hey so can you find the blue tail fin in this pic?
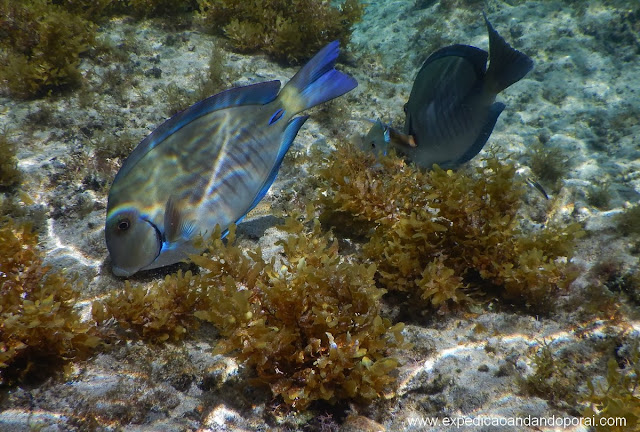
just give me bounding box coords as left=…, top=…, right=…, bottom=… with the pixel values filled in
left=280, top=41, right=358, bottom=113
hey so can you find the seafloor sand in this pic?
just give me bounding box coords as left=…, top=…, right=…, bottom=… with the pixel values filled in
left=1, top=0, right=639, bottom=431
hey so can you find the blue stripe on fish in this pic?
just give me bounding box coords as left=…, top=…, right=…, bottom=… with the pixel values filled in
left=269, top=108, right=285, bottom=125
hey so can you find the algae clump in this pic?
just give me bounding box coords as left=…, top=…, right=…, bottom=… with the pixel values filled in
left=93, top=270, right=207, bottom=343
left=0, top=0, right=96, bottom=98
left=0, top=131, right=21, bottom=189
left=520, top=337, right=640, bottom=431
left=615, top=205, right=640, bottom=237
left=109, top=0, right=198, bottom=18
left=0, top=219, right=100, bottom=385
left=96, top=219, right=405, bottom=409
left=197, top=0, right=364, bottom=63
left=582, top=353, right=640, bottom=431
left=315, top=142, right=582, bottom=310
left=0, top=0, right=202, bottom=99
left=193, top=219, right=404, bottom=409
left=526, top=141, right=569, bottom=190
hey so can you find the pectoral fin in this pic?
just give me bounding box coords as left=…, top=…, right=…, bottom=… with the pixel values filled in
left=164, top=196, right=196, bottom=243
left=389, top=128, right=416, bottom=148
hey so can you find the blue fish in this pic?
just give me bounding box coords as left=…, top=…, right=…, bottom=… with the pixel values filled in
left=365, top=14, right=533, bottom=169
left=105, top=41, right=357, bottom=277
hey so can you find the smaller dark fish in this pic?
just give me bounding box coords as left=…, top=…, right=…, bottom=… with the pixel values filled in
left=359, top=119, right=390, bottom=156
left=367, top=14, right=533, bottom=169
left=525, top=177, right=549, bottom=200
left=358, top=119, right=416, bottom=157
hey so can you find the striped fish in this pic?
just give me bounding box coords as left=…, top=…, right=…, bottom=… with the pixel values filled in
left=105, top=41, right=357, bottom=277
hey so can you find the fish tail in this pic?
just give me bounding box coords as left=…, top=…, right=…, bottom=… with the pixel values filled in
left=279, top=41, right=358, bottom=114
left=484, top=13, right=534, bottom=94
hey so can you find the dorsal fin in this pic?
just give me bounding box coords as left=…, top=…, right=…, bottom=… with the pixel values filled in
left=419, top=44, right=488, bottom=78
left=114, top=80, right=281, bottom=182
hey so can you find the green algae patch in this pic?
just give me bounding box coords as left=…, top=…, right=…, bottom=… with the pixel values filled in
left=615, top=205, right=640, bottom=238
left=0, top=0, right=202, bottom=99
left=520, top=338, right=640, bottom=432
left=197, top=0, right=364, bottom=63
left=0, top=219, right=100, bottom=385
left=314, top=142, right=583, bottom=311
left=123, top=0, right=198, bottom=17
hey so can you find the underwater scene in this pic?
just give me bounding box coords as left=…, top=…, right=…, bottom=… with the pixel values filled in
left=0, top=0, right=639, bottom=430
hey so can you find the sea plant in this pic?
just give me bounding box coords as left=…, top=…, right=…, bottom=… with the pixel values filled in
left=114, top=0, right=198, bottom=18
left=0, top=131, right=21, bottom=189
left=94, top=220, right=404, bottom=409
left=581, top=347, right=640, bottom=431
left=55, top=0, right=198, bottom=20
left=0, top=219, right=100, bottom=385
left=193, top=218, right=404, bottom=409
left=93, top=270, right=207, bottom=343
left=615, top=205, right=640, bottom=237
left=586, top=183, right=612, bottom=210
left=197, top=0, right=364, bottom=63
left=526, top=141, right=569, bottom=188
left=519, top=340, right=581, bottom=408
left=521, top=336, right=640, bottom=431
left=0, top=0, right=96, bottom=98
left=314, top=142, right=582, bottom=310
left=53, top=0, right=114, bottom=18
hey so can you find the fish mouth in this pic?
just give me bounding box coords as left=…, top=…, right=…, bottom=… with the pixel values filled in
left=111, top=265, right=135, bottom=278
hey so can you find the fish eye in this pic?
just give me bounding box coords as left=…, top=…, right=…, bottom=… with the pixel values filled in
left=370, top=141, right=376, bottom=148
left=117, top=219, right=131, bottom=231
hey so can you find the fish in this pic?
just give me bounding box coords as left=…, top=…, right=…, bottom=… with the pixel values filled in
left=105, top=41, right=357, bottom=277
left=365, top=13, right=533, bottom=169
left=358, top=119, right=415, bottom=158
left=359, top=119, right=391, bottom=157
left=525, top=177, right=549, bottom=200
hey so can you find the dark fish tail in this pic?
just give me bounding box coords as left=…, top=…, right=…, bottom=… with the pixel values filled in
left=280, top=41, right=358, bottom=113
left=483, top=13, right=534, bottom=94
